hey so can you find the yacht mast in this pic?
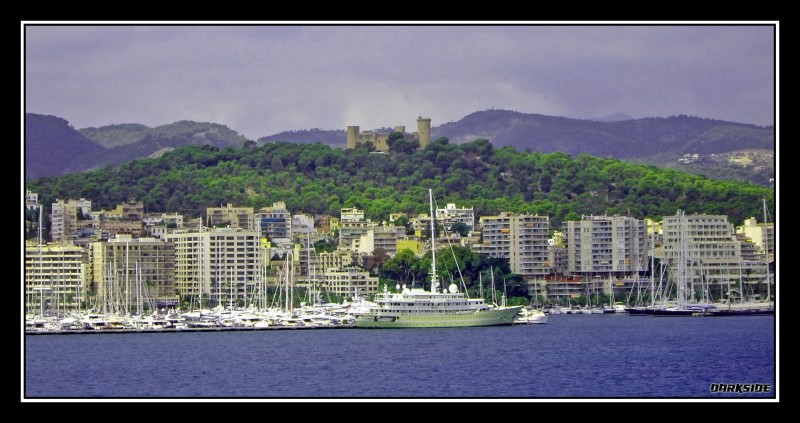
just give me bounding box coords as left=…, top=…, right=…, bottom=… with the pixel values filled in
left=763, top=198, right=772, bottom=305
left=676, top=210, right=687, bottom=307
left=429, top=189, right=438, bottom=293
left=650, top=225, right=655, bottom=308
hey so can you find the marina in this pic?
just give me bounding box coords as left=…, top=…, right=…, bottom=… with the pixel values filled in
left=25, top=323, right=355, bottom=335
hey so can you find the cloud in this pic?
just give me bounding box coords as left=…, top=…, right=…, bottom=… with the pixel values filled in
left=24, top=23, right=776, bottom=140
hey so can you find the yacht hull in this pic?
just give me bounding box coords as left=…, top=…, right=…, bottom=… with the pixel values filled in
left=355, top=306, right=522, bottom=328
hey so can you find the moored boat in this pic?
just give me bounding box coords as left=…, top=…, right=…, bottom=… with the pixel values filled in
left=514, top=307, right=549, bottom=324
left=355, top=189, right=522, bottom=329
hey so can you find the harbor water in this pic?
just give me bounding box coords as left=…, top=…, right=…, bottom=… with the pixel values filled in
left=23, top=313, right=776, bottom=400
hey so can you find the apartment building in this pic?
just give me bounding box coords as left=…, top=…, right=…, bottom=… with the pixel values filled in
left=254, top=202, right=291, bottom=241
left=322, top=267, right=379, bottom=297
left=51, top=198, right=91, bottom=242
left=436, top=203, right=475, bottom=230
left=88, top=235, right=177, bottom=311
left=207, top=203, right=254, bottom=230
left=563, top=215, right=648, bottom=276
left=663, top=211, right=768, bottom=300
left=165, top=228, right=263, bottom=308
left=338, top=207, right=375, bottom=251
left=25, top=241, right=87, bottom=314
left=474, top=213, right=550, bottom=281
left=357, top=225, right=405, bottom=256
left=26, top=189, right=39, bottom=211
left=737, top=216, right=775, bottom=262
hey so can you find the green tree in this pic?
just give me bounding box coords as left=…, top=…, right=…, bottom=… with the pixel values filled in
left=380, top=249, right=422, bottom=286
left=449, top=221, right=470, bottom=237
left=365, top=247, right=390, bottom=275
left=314, top=240, right=336, bottom=253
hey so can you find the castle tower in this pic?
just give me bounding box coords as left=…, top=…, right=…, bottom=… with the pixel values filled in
left=346, top=126, right=360, bottom=149
left=394, top=126, right=406, bottom=134
left=417, top=117, right=431, bottom=149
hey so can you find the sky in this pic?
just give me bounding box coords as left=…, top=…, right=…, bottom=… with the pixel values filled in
left=23, top=22, right=777, bottom=141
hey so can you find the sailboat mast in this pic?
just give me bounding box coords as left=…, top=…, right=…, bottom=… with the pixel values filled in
left=763, top=198, right=772, bottom=305
left=650, top=226, right=655, bottom=308
left=307, top=233, right=314, bottom=304
left=125, top=241, right=130, bottom=316
left=429, top=189, right=438, bottom=292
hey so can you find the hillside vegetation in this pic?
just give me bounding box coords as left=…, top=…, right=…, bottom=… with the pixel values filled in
left=26, top=138, right=774, bottom=229
left=27, top=111, right=774, bottom=186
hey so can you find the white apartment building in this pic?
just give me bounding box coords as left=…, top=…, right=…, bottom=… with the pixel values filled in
left=340, top=207, right=365, bottom=222
left=51, top=199, right=78, bottom=242
left=475, top=213, right=550, bottom=280
left=291, top=213, right=315, bottom=239
left=563, top=215, right=648, bottom=276
left=25, top=241, right=87, bottom=315
left=436, top=203, right=475, bottom=230
left=165, top=228, right=264, bottom=308
left=663, top=211, right=768, bottom=301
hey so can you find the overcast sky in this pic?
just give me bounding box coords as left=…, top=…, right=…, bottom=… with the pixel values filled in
left=23, top=23, right=777, bottom=141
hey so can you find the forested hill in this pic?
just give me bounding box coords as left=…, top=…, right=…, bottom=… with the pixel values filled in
left=258, top=110, right=774, bottom=186
left=25, top=139, right=774, bottom=229
left=26, top=111, right=774, bottom=185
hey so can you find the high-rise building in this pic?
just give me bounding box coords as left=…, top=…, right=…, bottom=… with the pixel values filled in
left=475, top=213, right=550, bottom=280
left=165, top=228, right=263, bottom=308
left=25, top=241, right=87, bottom=315
left=88, top=235, right=177, bottom=310
left=51, top=199, right=79, bottom=242
left=563, top=215, right=648, bottom=276
left=663, top=211, right=768, bottom=301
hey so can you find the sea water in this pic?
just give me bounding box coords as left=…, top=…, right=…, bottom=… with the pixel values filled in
left=23, top=314, right=776, bottom=400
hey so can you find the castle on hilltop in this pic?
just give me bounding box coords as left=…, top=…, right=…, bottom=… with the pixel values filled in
left=346, top=116, right=431, bottom=151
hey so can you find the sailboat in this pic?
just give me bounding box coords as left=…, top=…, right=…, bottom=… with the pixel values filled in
left=354, top=189, right=523, bottom=328
left=653, top=210, right=718, bottom=316
left=706, top=199, right=775, bottom=317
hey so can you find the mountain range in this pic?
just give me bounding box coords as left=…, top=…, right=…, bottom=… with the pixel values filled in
left=24, top=110, right=775, bottom=185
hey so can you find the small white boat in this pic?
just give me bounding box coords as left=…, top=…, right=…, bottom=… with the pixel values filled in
left=514, top=308, right=549, bottom=324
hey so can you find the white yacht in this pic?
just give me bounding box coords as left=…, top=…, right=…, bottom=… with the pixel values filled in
left=355, top=189, right=522, bottom=329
